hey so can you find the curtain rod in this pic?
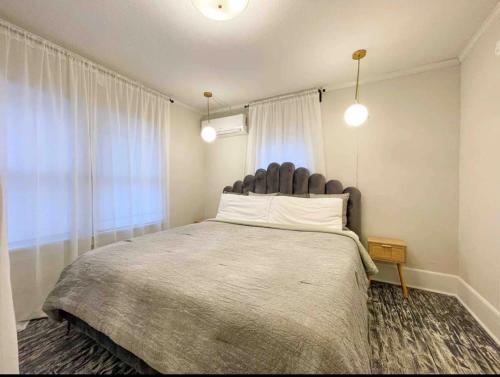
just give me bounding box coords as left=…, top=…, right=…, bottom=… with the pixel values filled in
left=0, top=18, right=175, bottom=104
left=244, top=88, right=325, bottom=108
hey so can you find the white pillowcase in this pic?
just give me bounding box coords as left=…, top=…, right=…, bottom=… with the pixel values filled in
left=268, top=195, right=343, bottom=231
left=215, top=194, right=344, bottom=231
left=216, top=194, right=271, bottom=222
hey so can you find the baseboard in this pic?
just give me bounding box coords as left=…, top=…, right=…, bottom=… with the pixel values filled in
left=455, top=277, right=500, bottom=345
left=372, top=263, right=499, bottom=345
left=373, top=263, right=459, bottom=296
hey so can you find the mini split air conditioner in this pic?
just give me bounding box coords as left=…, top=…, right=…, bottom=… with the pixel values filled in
left=201, top=113, right=247, bottom=137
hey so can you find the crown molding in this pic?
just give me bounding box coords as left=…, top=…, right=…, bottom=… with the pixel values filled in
left=171, top=99, right=203, bottom=114
left=459, top=2, right=500, bottom=62
left=211, top=58, right=460, bottom=114
left=324, top=58, right=460, bottom=93
left=210, top=101, right=247, bottom=115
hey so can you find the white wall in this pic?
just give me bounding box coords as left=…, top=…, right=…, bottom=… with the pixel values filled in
left=169, top=103, right=205, bottom=227
left=322, top=66, right=461, bottom=278
left=459, top=13, right=500, bottom=314
left=204, top=134, right=248, bottom=218
left=204, top=66, right=461, bottom=279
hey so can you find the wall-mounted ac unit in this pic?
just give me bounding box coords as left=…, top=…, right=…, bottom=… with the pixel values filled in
left=201, top=113, right=247, bottom=137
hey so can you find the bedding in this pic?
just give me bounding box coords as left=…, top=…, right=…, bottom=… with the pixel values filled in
left=223, top=161, right=363, bottom=238
left=267, top=195, right=344, bottom=231
left=43, top=220, right=377, bottom=373
left=309, top=193, right=350, bottom=229
left=247, top=192, right=350, bottom=229
left=216, top=193, right=345, bottom=232
left=248, top=191, right=278, bottom=196
left=276, top=193, right=310, bottom=197
left=216, top=193, right=272, bottom=222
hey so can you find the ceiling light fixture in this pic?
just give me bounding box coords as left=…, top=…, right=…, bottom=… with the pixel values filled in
left=344, top=49, right=369, bottom=127
left=192, top=0, right=249, bottom=21
left=201, top=91, right=217, bottom=143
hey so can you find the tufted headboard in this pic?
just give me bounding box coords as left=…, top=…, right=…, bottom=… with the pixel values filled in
left=222, top=162, right=362, bottom=238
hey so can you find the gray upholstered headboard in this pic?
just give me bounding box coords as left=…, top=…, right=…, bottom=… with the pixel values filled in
left=222, top=162, right=362, bottom=238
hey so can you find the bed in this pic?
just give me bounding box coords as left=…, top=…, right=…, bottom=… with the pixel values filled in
left=43, top=162, right=378, bottom=374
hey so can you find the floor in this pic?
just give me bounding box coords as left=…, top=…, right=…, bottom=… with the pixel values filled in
left=369, top=282, right=499, bottom=374
left=18, top=282, right=500, bottom=374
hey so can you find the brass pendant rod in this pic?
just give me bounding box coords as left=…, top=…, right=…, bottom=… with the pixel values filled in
left=204, top=91, right=212, bottom=123
left=207, top=97, right=210, bottom=123
left=351, top=49, right=366, bottom=102
left=355, top=58, right=360, bottom=102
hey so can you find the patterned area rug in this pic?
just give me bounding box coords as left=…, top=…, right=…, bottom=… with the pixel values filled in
left=18, top=282, right=500, bottom=374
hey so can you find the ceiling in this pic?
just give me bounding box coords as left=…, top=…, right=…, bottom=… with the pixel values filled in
left=0, top=0, right=497, bottom=111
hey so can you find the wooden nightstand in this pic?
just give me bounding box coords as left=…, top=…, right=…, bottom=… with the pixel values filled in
left=367, top=236, right=408, bottom=298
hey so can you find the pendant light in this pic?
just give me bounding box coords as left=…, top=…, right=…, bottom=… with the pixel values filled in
left=344, top=49, right=369, bottom=127
left=201, top=91, right=217, bottom=143
left=192, top=0, right=249, bottom=21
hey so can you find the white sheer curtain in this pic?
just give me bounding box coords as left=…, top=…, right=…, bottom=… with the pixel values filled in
left=0, top=30, right=93, bottom=321
left=245, top=89, right=326, bottom=174
left=0, top=21, right=169, bottom=322
left=0, top=186, right=19, bottom=373
left=92, top=78, right=169, bottom=246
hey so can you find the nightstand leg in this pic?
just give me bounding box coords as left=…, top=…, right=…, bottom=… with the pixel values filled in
left=397, top=263, right=409, bottom=298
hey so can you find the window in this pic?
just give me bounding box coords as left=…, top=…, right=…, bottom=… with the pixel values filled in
left=3, top=72, right=167, bottom=250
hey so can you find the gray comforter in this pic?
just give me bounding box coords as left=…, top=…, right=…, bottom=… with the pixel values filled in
left=43, top=220, right=375, bottom=373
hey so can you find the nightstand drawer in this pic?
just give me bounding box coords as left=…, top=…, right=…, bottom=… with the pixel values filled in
left=369, top=243, right=406, bottom=263
left=369, top=243, right=391, bottom=260
left=391, top=246, right=406, bottom=262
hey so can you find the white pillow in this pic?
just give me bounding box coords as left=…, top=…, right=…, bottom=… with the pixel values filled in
left=248, top=191, right=278, bottom=196
left=216, top=194, right=271, bottom=222
left=267, top=195, right=343, bottom=231
left=309, top=193, right=350, bottom=229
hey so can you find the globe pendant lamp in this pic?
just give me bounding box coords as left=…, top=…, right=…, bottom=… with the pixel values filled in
left=201, top=91, right=217, bottom=143
left=344, top=49, right=368, bottom=127
left=192, top=0, right=249, bottom=21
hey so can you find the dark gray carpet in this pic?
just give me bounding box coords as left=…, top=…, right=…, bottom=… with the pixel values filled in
left=18, top=282, right=500, bottom=374
left=369, top=282, right=500, bottom=374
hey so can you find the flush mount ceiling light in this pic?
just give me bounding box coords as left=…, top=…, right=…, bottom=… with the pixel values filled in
left=201, top=91, right=217, bottom=143
left=344, top=49, right=369, bottom=127
left=192, top=0, right=249, bottom=21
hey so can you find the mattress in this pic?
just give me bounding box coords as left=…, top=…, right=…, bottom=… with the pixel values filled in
left=43, top=220, right=376, bottom=373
